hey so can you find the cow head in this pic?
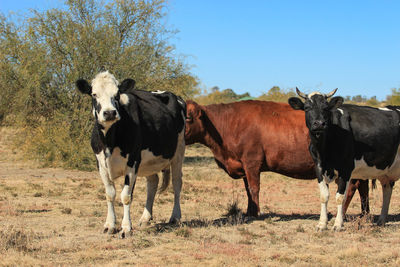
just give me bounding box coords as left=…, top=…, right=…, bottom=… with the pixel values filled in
left=288, top=88, right=343, bottom=138
left=76, top=71, right=136, bottom=130
left=185, top=100, right=206, bottom=145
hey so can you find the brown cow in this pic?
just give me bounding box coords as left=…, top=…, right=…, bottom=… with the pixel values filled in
left=185, top=100, right=370, bottom=217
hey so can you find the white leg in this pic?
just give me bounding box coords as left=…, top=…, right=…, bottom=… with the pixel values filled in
left=120, top=166, right=137, bottom=238
left=139, top=174, right=159, bottom=226
left=333, top=181, right=349, bottom=231
left=96, top=153, right=117, bottom=234
left=377, top=183, right=393, bottom=226
left=169, top=134, right=185, bottom=223
left=317, top=181, right=329, bottom=231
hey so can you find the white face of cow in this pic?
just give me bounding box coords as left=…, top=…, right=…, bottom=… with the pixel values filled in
left=76, top=71, right=137, bottom=132
left=90, top=71, right=121, bottom=127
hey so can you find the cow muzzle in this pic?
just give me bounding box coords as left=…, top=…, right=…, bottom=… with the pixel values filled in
left=310, top=120, right=327, bottom=137
left=103, top=110, right=118, bottom=122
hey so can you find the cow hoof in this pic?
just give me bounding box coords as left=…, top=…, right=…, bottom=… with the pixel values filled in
left=332, top=225, right=344, bottom=232
left=316, top=223, right=328, bottom=231
left=376, top=219, right=386, bottom=226
left=168, top=217, right=181, bottom=225
left=119, top=229, right=132, bottom=239
left=104, top=227, right=117, bottom=235
left=138, top=220, right=151, bottom=227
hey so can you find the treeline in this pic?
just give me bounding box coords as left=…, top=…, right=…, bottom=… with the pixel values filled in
left=194, top=86, right=400, bottom=107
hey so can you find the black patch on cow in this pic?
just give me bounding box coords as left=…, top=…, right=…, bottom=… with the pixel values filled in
left=124, top=175, right=129, bottom=186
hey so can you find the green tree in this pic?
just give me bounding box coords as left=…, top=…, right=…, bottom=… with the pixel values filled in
left=257, top=86, right=296, bottom=102
left=0, top=0, right=198, bottom=169
left=387, top=88, right=400, bottom=105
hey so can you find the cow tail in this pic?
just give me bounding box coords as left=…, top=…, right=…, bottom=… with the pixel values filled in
left=158, top=167, right=171, bottom=193
left=371, top=179, right=377, bottom=190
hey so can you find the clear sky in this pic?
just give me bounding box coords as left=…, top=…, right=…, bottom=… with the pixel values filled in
left=1, top=0, right=399, bottom=99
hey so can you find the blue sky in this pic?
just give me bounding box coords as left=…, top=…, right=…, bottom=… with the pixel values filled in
left=1, top=0, right=399, bottom=99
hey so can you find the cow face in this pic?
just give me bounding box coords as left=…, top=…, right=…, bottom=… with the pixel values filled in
left=288, top=88, right=343, bottom=138
left=76, top=71, right=135, bottom=130
left=185, top=100, right=206, bottom=145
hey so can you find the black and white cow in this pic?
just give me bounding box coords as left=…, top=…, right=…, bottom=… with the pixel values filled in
left=76, top=71, right=186, bottom=238
left=289, top=88, right=400, bottom=231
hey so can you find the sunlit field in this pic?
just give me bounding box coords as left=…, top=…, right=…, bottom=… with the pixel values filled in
left=1, top=127, right=400, bottom=266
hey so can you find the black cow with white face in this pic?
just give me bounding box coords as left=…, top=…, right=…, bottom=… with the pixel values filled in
left=76, top=71, right=186, bottom=238
left=289, top=88, right=400, bottom=231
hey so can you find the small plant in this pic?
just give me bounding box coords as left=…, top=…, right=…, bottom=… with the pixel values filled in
left=175, top=227, right=192, bottom=238
left=61, top=207, right=72, bottom=214
left=0, top=226, right=35, bottom=252
left=296, top=225, right=305, bottom=233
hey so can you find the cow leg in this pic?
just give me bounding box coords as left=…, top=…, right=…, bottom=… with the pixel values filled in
left=358, top=179, right=370, bottom=215
left=317, top=181, right=330, bottom=231
left=169, top=134, right=185, bottom=223
left=377, top=182, right=394, bottom=226
left=139, top=174, right=159, bottom=226
left=333, top=178, right=349, bottom=231
left=342, top=179, right=358, bottom=216
left=96, top=154, right=117, bottom=234
left=120, top=166, right=137, bottom=238
left=243, top=168, right=260, bottom=217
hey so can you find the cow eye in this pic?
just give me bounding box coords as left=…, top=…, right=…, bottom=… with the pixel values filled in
left=92, top=93, right=97, bottom=98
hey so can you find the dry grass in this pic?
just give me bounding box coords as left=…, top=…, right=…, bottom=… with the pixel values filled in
left=1, top=129, right=400, bottom=266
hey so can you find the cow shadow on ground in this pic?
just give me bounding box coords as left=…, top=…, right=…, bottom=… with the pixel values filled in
left=150, top=212, right=325, bottom=233
left=183, top=156, right=215, bottom=165
left=150, top=212, right=400, bottom=233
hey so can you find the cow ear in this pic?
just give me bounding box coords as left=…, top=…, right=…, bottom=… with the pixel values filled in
left=328, top=96, right=343, bottom=110
left=288, top=97, right=304, bottom=110
left=119, top=78, right=136, bottom=94
left=76, top=79, right=92, bottom=95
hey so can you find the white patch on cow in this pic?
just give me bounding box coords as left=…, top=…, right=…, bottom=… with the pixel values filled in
left=91, top=71, right=121, bottom=127
left=353, top=151, right=400, bottom=181
left=397, top=109, right=400, bottom=112
left=317, top=181, right=329, bottom=230
left=308, top=92, right=322, bottom=98
left=151, top=90, right=166, bottom=94
left=120, top=166, right=137, bottom=236
left=379, top=107, right=392, bottom=111
left=307, top=91, right=322, bottom=102
left=106, top=148, right=128, bottom=179
left=138, top=149, right=171, bottom=177
left=333, top=184, right=348, bottom=231
left=120, top=93, right=129, bottom=105
left=95, top=151, right=117, bottom=232
left=337, top=108, right=344, bottom=115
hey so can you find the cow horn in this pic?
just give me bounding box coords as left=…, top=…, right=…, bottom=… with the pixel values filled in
left=296, top=87, right=307, bottom=99
left=325, top=88, right=338, bottom=98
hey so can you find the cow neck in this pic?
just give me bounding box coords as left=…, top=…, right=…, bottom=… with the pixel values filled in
left=201, top=109, right=234, bottom=164
left=95, top=119, right=121, bottom=155
left=310, top=131, right=328, bottom=166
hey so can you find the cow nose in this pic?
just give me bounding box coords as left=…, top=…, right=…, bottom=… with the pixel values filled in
left=312, top=120, right=326, bottom=131
left=103, top=110, right=117, bottom=121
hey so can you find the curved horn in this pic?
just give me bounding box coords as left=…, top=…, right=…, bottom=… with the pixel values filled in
left=325, top=88, right=338, bottom=98
left=296, top=87, right=307, bottom=99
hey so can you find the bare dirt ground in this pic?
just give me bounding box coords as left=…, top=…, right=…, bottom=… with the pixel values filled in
left=1, top=127, right=400, bottom=266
